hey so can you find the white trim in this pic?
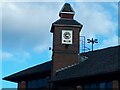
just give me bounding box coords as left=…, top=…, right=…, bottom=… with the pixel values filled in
left=53, top=24, right=82, bottom=27
left=60, top=12, right=75, bottom=14
left=56, top=63, right=78, bottom=73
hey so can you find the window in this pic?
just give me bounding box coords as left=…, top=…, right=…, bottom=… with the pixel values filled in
left=84, top=84, right=90, bottom=90
left=105, top=82, right=112, bottom=90
left=27, top=78, right=48, bottom=88
left=100, top=82, right=112, bottom=90
left=100, top=82, right=105, bottom=90
left=84, top=81, right=112, bottom=90
left=84, top=83, right=99, bottom=90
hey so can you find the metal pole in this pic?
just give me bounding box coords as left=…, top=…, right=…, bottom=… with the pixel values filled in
left=92, top=42, right=93, bottom=51
left=92, top=38, right=93, bottom=51
left=87, top=38, right=98, bottom=51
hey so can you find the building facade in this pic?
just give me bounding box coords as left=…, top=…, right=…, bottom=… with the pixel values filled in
left=3, top=3, right=120, bottom=90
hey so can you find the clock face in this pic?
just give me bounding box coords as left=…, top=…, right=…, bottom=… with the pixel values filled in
left=63, top=32, right=71, bottom=39
left=62, top=30, right=73, bottom=44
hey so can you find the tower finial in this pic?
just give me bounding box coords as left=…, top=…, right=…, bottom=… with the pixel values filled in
left=59, top=3, right=75, bottom=19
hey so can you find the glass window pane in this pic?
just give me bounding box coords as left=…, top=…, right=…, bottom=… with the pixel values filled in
left=84, top=81, right=112, bottom=90
left=84, top=84, right=91, bottom=90
left=27, top=78, right=48, bottom=88
left=105, top=82, right=112, bottom=90
left=100, top=82, right=105, bottom=90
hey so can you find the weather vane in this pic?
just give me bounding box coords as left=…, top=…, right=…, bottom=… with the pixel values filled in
left=87, top=38, right=98, bottom=51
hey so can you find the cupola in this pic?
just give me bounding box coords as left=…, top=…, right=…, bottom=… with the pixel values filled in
left=59, top=3, right=75, bottom=19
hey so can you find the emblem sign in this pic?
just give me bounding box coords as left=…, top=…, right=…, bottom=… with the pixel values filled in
left=62, top=30, right=73, bottom=44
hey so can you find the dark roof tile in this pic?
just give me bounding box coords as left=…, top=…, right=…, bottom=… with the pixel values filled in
left=51, top=45, right=120, bottom=82
left=50, top=19, right=83, bottom=32
left=3, top=61, right=52, bottom=82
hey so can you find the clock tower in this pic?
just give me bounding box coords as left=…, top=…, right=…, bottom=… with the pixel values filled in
left=50, top=3, right=83, bottom=76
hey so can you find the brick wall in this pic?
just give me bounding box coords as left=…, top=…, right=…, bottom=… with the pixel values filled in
left=18, top=81, right=26, bottom=90
left=52, top=26, right=81, bottom=76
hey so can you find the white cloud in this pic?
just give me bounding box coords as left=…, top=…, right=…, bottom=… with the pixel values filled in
left=0, top=51, right=31, bottom=63
left=13, top=51, right=31, bottom=63
left=1, top=52, right=13, bottom=60
left=76, top=3, right=116, bottom=34
left=0, top=2, right=2, bottom=48
left=33, top=43, right=49, bottom=53
left=2, top=2, right=61, bottom=50
left=0, top=2, right=2, bottom=87
left=3, top=0, right=65, bottom=2
left=97, top=35, right=118, bottom=49
left=75, top=0, right=119, bottom=2
left=2, top=0, right=119, bottom=2
left=2, top=2, right=118, bottom=56
left=74, top=2, right=118, bottom=49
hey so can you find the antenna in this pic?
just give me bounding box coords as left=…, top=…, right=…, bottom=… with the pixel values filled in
left=87, top=38, right=98, bottom=51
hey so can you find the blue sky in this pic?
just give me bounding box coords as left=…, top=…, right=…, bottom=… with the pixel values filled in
left=1, top=0, right=119, bottom=89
